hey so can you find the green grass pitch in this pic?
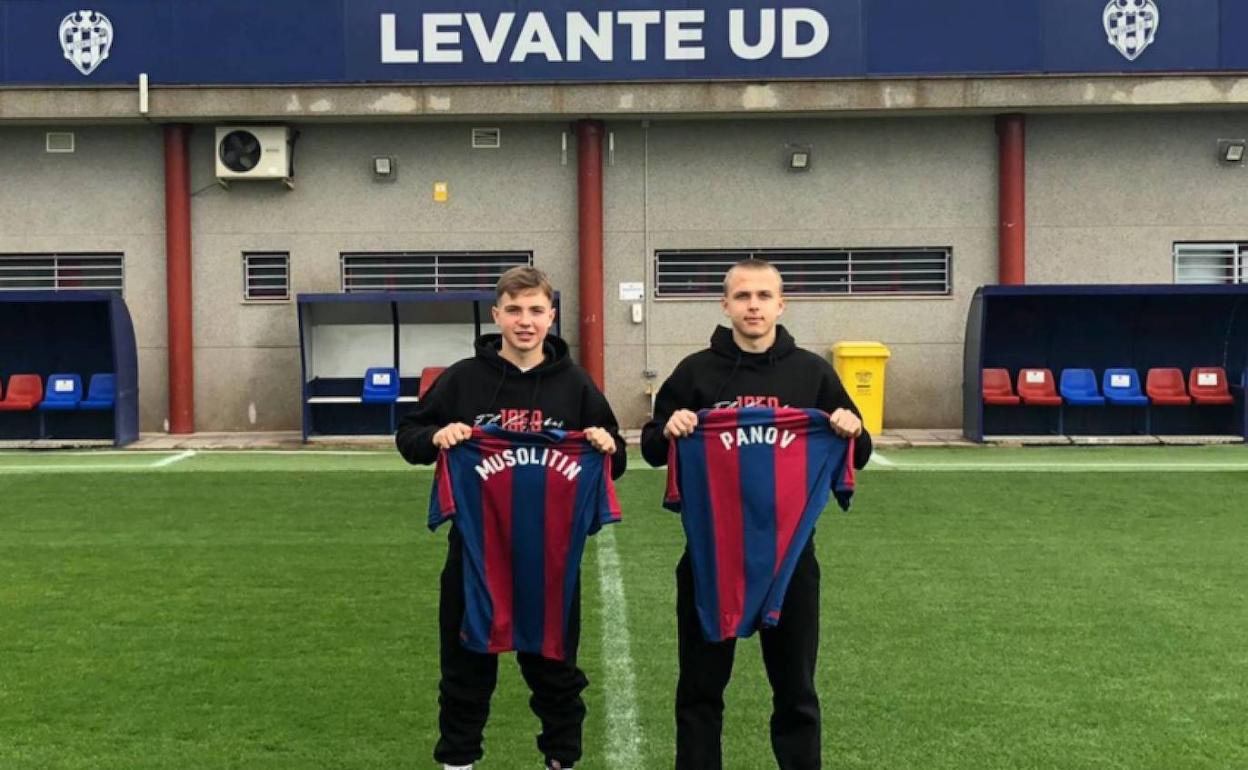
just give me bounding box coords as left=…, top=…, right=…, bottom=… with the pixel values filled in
left=1, top=448, right=1246, bottom=768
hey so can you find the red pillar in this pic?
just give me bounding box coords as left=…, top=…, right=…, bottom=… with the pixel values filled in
left=164, top=124, right=194, bottom=433
left=996, top=114, right=1026, bottom=286
left=576, top=119, right=605, bottom=389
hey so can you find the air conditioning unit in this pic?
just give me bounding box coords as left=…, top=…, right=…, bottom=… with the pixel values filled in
left=215, top=126, right=292, bottom=182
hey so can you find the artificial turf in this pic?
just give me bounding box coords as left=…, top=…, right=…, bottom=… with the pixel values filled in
left=1, top=459, right=1245, bottom=768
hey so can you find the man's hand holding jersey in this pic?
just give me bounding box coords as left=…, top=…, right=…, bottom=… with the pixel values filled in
left=663, top=409, right=699, bottom=440
left=829, top=408, right=863, bottom=438
left=432, top=422, right=473, bottom=449
left=583, top=427, right=616, bottom=455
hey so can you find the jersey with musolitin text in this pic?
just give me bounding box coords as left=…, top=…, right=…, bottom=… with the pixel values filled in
left=664, top=407, right=854, bottom=642
left=430, top=426, right=621, bottom=660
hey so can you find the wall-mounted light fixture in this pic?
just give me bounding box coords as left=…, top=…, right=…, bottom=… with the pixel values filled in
left=785, top=143, right=812, bottom=172
left=1217, top=139, right=1245, bottom=166
left=373, top=156, right=397, bottom=181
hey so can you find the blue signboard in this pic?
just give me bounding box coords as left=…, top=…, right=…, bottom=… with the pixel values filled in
left=0, top=0, right=1238, bottom=86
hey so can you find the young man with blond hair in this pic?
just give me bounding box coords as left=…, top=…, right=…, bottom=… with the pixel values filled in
left=397, top=265, right=626, bottom=770
left=641, top=258, right=873, bottom=769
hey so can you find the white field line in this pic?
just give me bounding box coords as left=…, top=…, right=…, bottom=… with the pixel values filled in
left=0, top=450, right=138, bottom=456
left=0, top=463, right=161, bottom=473
left=869, top=452, right=896, bottom=467
left=172, top=449, right=395, bottom=455
left=624, top=458, right=1248, bottom=473
left=150, top=450, right=196, bottom=468
left=594, top=526, right=643, bottom=770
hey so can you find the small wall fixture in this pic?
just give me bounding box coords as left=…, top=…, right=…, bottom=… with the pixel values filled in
left=373, top=156, right=397, bottom=181
left=1217, top=139, right=1245, bottom=165
left=785, top=143, right=812, bottom=172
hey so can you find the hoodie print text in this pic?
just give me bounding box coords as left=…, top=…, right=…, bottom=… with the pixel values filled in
left=713, top=395, right=785, bottom=409
left=474, top=409, right=565, bottom=432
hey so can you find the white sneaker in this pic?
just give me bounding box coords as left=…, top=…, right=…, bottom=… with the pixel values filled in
left=443, top=765, right=473, bottom=770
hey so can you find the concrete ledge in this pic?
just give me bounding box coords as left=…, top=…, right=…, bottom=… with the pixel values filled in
left=132, top=431, right=306, bottom=450
left=7, top=74, right=1248, bottom=123
left=1155, top=434, right=1244, bottom=446
left=0, top=439, right=114, bottom=449
left=982, top=435, right=1073, bottom=446
left=1069, top=435, right=1163, bottom=446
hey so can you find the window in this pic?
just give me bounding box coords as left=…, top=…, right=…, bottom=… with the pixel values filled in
left=340, top=251, right=532, bottom=293
left=243, top=252, right=290, bottom=301
left=0, top=253, right=123, bottom=293
left=654, top=247, right=951, bottom=298
left=1173, top=243, right=1244, bottom=284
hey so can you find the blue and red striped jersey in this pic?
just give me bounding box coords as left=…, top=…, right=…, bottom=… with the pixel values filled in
left=663, top=407, right=855, bottom=642
left=430, top=426, right=622, bottom=660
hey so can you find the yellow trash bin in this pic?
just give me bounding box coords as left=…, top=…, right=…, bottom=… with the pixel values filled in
left=830, top=341, right=891, bottom=436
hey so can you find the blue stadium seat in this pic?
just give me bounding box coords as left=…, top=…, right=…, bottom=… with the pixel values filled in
left=1102, top=368, right=1149, bottom=406
left=39, top=373, right=82, bottom=411
left=361, top=367, right=400, bottom=404
left=1059, top=368, right=1105, bottom=406
left=78, top=373, right=116, bottom=410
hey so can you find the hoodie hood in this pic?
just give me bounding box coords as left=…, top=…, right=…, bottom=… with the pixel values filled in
left=473, top=333, right=572, bottom=375
left=471, top=332, right=573, bottom=418
left=709, top=324, right=798, bottom=366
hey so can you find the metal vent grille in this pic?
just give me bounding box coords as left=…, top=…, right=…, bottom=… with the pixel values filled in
left=340, top=251, right=532, bottom=293
left=243, top=252, right=291, bottom=301
left=45, top=132, right=75, bottom=153
left=655, top=247, right=952, bottom=298
left=0, top=253, right=123, bottom=292
left=471, top=127, right=501, bottom=149
left=1174, top=242, right=1244, bottom=284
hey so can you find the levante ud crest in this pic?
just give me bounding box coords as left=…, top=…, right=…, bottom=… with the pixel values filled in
left=60, top=10, right=113, bottom=76
left=1103, top=0, right=1159, bottom=62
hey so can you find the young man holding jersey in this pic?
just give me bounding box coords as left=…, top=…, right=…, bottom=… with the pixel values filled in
left=641, top=258, right=873, bottom=770
left=397, top=265, right=626, bottom=770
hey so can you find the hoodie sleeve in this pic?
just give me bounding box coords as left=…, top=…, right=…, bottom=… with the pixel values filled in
left=395, top=370, right=457, bottom=466
left=816, top=362, right=873, bottom=470
left=640, top=361, right=696, bottom=468
left=579, top=375, right=628, bottom=479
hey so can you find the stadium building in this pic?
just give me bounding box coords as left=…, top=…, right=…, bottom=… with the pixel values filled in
left=2, top=0, right=1246, bottom=438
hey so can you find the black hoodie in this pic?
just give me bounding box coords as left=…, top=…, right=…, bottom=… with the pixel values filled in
left=640, top=324, right=873, bottom=470
left=396, top=333, right=626, bottom=478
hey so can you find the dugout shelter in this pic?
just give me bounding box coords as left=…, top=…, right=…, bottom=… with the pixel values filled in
left=964, top=285, right=1248, bottom=441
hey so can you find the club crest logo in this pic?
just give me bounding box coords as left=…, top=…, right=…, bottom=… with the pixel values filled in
left=59, top=10, right=113, bottom=76
left=1103, top=0, right=1159, bottom=62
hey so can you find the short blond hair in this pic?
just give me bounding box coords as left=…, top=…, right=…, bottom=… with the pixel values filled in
left=723, top=258, right=784, bottom=295
left=495, top=265, right=554, bottom=303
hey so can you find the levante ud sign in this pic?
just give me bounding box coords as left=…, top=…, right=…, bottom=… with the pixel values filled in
left=4, top=0, right=1238, bottom=86
left=381, top=9, right=832, bottom=65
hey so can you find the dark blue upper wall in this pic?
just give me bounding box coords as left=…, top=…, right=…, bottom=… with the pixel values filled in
left=2, top=0, right=1238, bottom=86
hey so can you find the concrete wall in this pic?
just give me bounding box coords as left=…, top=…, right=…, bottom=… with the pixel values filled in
left=185, top=122, right=578, bottom=431
left=602, top=117, right=998, bottom=428
left=0, top=125, right=170, bottom=430
left=5, top=110, right=1246, bottom=432
left=1028, top=112, right=1248, bottom=285
left=179, top=116, right=999, bottom=431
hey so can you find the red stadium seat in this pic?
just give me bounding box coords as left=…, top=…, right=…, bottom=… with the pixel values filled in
left=1189, top=367, right=1234, bottom=405
left=0, top=374, right=44, bottom=411
left=1145, top=368, right=1190, bottom=406
left=1016, top=368, right=1062, bottom=406
left=982, top=368, right=1020, bottom=405
left=418, top=366, right=447, bottom=400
